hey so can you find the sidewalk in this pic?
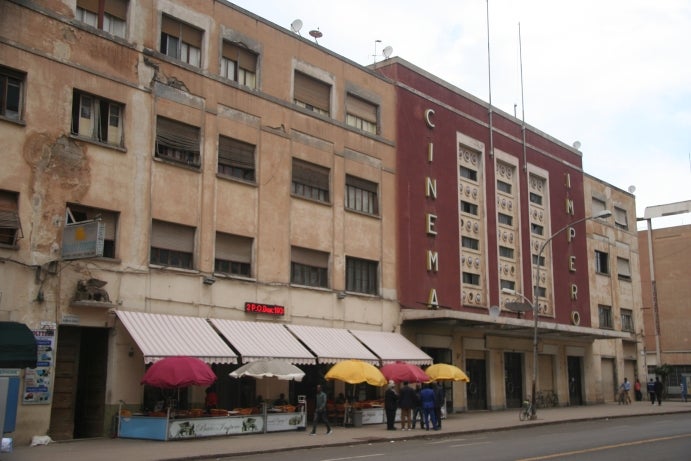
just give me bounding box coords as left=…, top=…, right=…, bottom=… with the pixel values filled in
left=4, top=400, right=690, bottom=461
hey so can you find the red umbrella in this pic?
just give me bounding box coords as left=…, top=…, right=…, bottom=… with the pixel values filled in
left=380, top=361, right=430, bottom=383
left=140, top=356, right=217, bottom=388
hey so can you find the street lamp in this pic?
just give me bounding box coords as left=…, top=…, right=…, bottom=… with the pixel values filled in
left=502, top=209, right=612, bottom=419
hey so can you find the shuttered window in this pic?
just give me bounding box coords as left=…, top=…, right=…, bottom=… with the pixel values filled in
left=0, top=190, right=21, bottom=247
left=346, top=257, right=378, bottom=295
left=214, top=233, right=252, bottom=277
left=294, top=72, right=330, bottom=116
left=291, top=159, right=330, bottom=203
left=345, top=94, right=377, bottom=133
left=155, top=116, right=201, bottom=168
left=221, top=41, right=258, bottom=88
left=218, top=136, right=255, bottom=182
left=345, top=175, right=378, bottom=215
left=150, top=220, right=195, bottom=269
left=291, top=247, right=329, bottom=288
left=160, top=15, right=202, bottom=66
left=614, top=206, right=628, bottom=230
left=76, top=0, right=127, bottom=37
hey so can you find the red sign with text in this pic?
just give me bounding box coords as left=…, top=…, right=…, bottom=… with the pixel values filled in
left=245, top=302, right=285, bottom=316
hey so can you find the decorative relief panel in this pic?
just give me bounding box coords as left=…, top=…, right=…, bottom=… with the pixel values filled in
left=458, top=145, right=485, bottom=307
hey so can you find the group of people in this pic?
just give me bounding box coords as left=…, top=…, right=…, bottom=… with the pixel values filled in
left=646, top=377, right=664, bottom=405
left=620, top=376, right=666, bottom=406
left=385, top=381, right=445, bottom=431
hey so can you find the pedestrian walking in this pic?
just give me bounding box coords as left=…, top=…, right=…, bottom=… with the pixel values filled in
left=411, top=384, right=423, bottom=429
left=647, top=378, right=656, bottom=404
left=310, top=384, right=332, bottom=435
left=434, top=382, right=445, bottom=429
left=420, top=383, right=437, bottom=430
left=654, top=377, right=663, bottom=406
left=398, top=381, right=416, bottom=430
left=618, top=377, right=631, bottom=404
left=681, top=378, right=688, bottom=403
left=384, top=380, right=398, bottom=430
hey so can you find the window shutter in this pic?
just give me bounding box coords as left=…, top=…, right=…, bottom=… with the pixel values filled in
left=292, top=159, right=329, bottom=189
left=0, top=192, right=19, bottom=230
left=294, top=72, right=330, bottom=112
left=218, top=136, right=254, bottom=168
left=617, top=257, right=631, bottom=277
left=180, top=22, right=202, bottom=48
left=161, top=15, right=179, bottom=36
left=223, top=42, right=257, bottom=72
left=346, top=175, right=377, bottom=193
left=104, top=0, right=128, bottom=20
left=614, top=207, right=628, bottom=227
left=291, top=247, right=328, bottom=267
left=215, top=233, right=251, bottom=263
left=151, top=220, right=194, bottom=253
left=346, top=94, right=377, bottom=123
left=77, top=0, right=100, bottom=14
left=156, top=117, right=200, bottom=152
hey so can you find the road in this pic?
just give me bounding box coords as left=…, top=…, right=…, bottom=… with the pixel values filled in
left=221, top=413, right=691, bottom=461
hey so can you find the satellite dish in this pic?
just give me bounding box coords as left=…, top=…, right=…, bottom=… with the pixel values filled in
left=309, top=29, right=322, bottom=44
left=572, top=140, right=581, bottom=150
left=505, top=301, right=533, bottom=312
left=382, top=46, right=393, bottom=58
left=290, top=19, right=303, bottom=34
left=628, top=185, right=636, bottom=194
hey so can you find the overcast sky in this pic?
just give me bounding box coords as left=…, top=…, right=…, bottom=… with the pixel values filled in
left=231, top=0, right=691, bottom=229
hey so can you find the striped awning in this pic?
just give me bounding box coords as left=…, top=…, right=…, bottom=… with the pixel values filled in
left=209, top=319, right=316, bottom=365
left=285, top=324, right=379, bottom=365
left=349, top=330, right=433, bottom=366
left=115, top=311, right=238, bottom=364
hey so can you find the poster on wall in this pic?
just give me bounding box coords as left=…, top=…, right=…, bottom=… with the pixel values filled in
left=22, top=328, right=55, bottom=404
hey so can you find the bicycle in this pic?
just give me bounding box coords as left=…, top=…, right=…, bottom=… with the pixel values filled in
left=519, top=399, right=534, bottom=421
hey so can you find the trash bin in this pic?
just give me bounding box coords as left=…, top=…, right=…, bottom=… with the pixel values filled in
left=351, top=410, right=363, bottom=427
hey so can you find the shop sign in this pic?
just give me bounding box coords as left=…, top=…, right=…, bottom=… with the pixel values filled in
left=168, top=415, right=264, bottom=439
left=245, top=302, right=285, bottom=316
left=22, top=329, right=54, bottom=404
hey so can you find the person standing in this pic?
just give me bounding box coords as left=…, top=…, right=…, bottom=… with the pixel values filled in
left=419, top=383, right=437, bottom=431
left=654, top=377, right=663, bottom=406
left=384, top=381, right=399, bottom=430
left=310, top=384, right=332, bottom=435
left=634, top=378, right=642, bottom=402
left=647, top=378, right=656, bottom=404
left=433, top=382, right=445, bottom=429
left=411, top=384, right=423, bottom=429
left=619, top=377, right=631, bottom=404
left=681, top=378, right=688, bottom=403
left=204, top=385, right=218, bottom=413
left=398, top=381, right=416, bottom=430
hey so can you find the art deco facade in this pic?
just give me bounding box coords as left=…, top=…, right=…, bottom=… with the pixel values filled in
left=1, top=0, right=398, bottom=442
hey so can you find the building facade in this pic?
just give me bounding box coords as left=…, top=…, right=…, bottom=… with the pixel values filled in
left=1, top=0, right=401, bottom=443
left=375, top=58, right=638, bottom=412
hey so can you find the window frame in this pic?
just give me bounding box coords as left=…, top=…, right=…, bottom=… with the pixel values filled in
left=497, top=180, right=512, bottom=194
left=150, top=219, right=195, bottom=269
left=595, top=250, right=609, bottom=275
left=617, top=256, right=632, bottom=281
left=214, top=232, right=252, bottom=278
left=459, top=166, right=477, bottom=181
left=66, top=203, right=118, bottom=258
left=345, top=256, right=379, bottom=295
left=155, top=116, right=201, bottom=168
left=621, top=308, right=634, bottom=332
left=293, top=71, right=331, bottom=116
left=614, top=206, right=629, bottom=230
left=290, top=246, right=329, bottom=288
left=160, top=14, right=202, bottom=67
left=599, top=305, right=613, bottom=329
left=345, top=175, right=378, bottom=216
left=217, top=135, right=256, bottom=182
left=221, top=41, right=258, bottom=89
left=461, top=236, right=479, bottom=250
left=291, top=158, right=330, bottom=204
left=345, top=93, right=378, bottom=134
left=0, top=190, right=22, bottom=248
left=461, top=201, right=478, bottom=215
left=0, top=65, right=25, bottom=122
left=462, top=272, right=480, bottom=286
left=76, top=0, right=128, bottom=38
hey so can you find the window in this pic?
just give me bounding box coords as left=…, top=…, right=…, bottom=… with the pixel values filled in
left=534, top=285, right=546, bottom=298
left=214, top=233, right=252, bottom=277
left=459, top=166, right=477, bottom=181
left=500, top=279, right=515, bottom=291
left=291, top=159, right=329, bottom=203
left=218, top=136, right=255, bottom=182
left=614, top=206, right=628, bottom=230
left=160, top=14, right=202, bottom=67
left=291, top=247, right=328, bottom=288
left=71, top=90, right=123, bottom=146
left=293, top=71, right=330, bottom=116
left=599, top=305, right=613, bottom=329
left=532, top=254, right=545, bottom=266
left=221, top=41, right=257, bottom=89
left=497, top=180, right=512, bottom=194
left=345, top=94, right=377, bottom=134
left=595, top=250, right=609, bottom=275
left=621, top=309, right=634, bottom=332
left=345, top=175, right=378, bottom=215
left=0, top=190, right=22, bottom=247
left=0, top=65, right=25, bottom=121
left=529, top=192, right=543, bottom=205
left=499, top=246, right=514, bottom=258
left=76, top=0, right=127, bottom=38
left=592, top=197, right=607, bottom=216
left=462, top=236, right=479, bottom=250
left=150, top=220, right=194, bottom=269
left=461, top=201, right=478, bottom=215
left=617, top=257, right=632, bottom=281
left=67, top=204, right=118, bottom=258
left=498, top=213, right=513, bottom=226
left=531, top=223, right=544, bottom=236
left=462, top=272, right=480, bottom=285
left=155, top=116, right=201, bottom=167
left=346, top=257, right=378, bottom=295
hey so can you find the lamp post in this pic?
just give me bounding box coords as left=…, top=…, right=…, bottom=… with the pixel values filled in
left=502, top=209, right=612, bottom=419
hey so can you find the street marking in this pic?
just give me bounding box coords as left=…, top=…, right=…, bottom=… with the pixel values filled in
left=449, top=441, right=491, bottom=448
left=517, top=433, right=691, bottom=460
left=322, top=454, right=385, bottom=461
left=428, top=436, right=488, bottom=444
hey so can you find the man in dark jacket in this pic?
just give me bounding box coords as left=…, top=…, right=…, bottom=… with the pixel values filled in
left=433, top=382, right=445, bottom=429
left=398, top=381, right=416, bottom=430
left=654, top=377, right=663, bottom=406
left=647, top=378, right=656, bottom=404
left=384, top=381, right=398, bottom=430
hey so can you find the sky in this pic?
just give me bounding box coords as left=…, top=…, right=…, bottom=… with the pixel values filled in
left=231, top=0, right=691, bottom=229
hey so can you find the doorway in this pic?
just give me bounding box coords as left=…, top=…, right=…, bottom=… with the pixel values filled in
left=567, top=356, right=584, bottom=405
left=504, top=352, right=523, bottom=408
left=465, top=358, right=487, bottom=410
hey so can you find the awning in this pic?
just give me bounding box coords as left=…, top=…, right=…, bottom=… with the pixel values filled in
left=209, top=319, right=316, bottom=365
left=349, top=330, right=433, bottom=366
left=116, top=311, right=238, bottom=364
left=285, top=324, right=379, bottom=365
left=0, top=322, right=37, bottom=368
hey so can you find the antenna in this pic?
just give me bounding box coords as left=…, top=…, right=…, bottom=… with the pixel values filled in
left=291, top=19, right=303, bottom=35
left=309, top=28, right=322, bottom=44
left=373, top=40, right=382, bottom=64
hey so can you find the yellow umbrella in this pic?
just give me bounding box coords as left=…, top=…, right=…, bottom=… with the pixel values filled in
left=425, top=363, right=470, bottom=382
left=325, top=359, right=388, bottom=386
